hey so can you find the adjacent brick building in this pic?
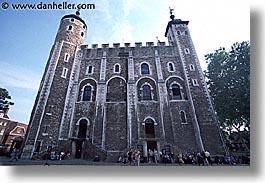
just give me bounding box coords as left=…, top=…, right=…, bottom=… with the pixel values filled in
left=0, top=117, right=28, bottom=153
left=21, top=11, right=226, bottom=161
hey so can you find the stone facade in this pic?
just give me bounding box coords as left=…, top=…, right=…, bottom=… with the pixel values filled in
left=21, top=12, right=226, bottom=161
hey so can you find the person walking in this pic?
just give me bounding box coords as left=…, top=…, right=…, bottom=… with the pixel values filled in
left=9, top=148, right=18, bottom=162
left=135, top=150, right=141, bottom=166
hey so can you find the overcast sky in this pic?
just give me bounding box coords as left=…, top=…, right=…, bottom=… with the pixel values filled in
left=0, top=0, right=249, bottom=124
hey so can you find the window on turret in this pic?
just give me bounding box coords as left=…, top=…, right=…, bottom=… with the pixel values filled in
left=83, top=86, right=92, bottom=101
left=68, top=25, right=73, bottom=31
left=184, top=31, right=188, bottom=35
left=185, top=48, right=190, bottom=54
left=192, top=79, right=199, bottom=86
left=64, top=53, right=69, bottom=62
left=190, top=64, right=195, bottom=71
left=180, top=111, right=187, bottom=124
left=86, top=66, right=93, bottom=75
left=141, top=63, right=150, bottom=75
left=172, top=84, right=182, bottom=100
left=81, top=32, right=84, bottom=37
left=70, top=18, right=74, bottom=22
left=61, top=67, right=68, bottom=78
left=168, top=62, right=175, bottom=72
left=177, top=31, right=181, bottom=35
left=114, top=64, right=120, bottom=73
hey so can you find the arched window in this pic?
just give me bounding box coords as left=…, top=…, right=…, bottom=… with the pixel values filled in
left=145, top=119, right=155, bottom=138
left=68, top=25, right=73, bottom=31
left=168, top=62, right=174, bottom=72
left=83, top=86, right=92, bottom=101
left=141, top=63, right=150, bottom=75
left=143, top=85, right=152, bottom=100
left=177, top=31, right=181, bottom=35
left=180, top=111, right=187, bottom=124
left=78, top=119, right=88, bottom=138
left=172, top=84, right=182, bottom=100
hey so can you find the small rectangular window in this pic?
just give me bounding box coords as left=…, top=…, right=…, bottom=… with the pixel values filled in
left=61, top=67, right=68, bottom=78
left=190, top=64, right=195, bottom=71
left=192, top=79, right=199, bottom=86
left=64, top=53, right=69, bottom=62
left=185, top=48, right=190, bottom=54
left=86, top=66, right=93, bottom=75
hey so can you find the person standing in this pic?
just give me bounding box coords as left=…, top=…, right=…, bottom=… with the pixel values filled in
left=135, top=150, right=141, bottom=166
left=154, top=149, right=159, bottom=164
left=127, top=149, right=133, bottom=166
left=148, top=149, right=154, bottom=163
left=177, top=151, right=185, bottom=165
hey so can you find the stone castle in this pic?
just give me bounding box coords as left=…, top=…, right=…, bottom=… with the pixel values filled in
left=22, top=11, right=226, bottom=161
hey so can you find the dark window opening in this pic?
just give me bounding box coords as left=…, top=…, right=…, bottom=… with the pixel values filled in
left=68, top=25, right=72, bottom=31
left=87, top=66, right=92, bottom=74
left=78, top=120, right=87, bottom=138
left=114, top=64, right=120, bottom=73
left=172, top=84, right=182, bottom=100
left=169, top=63, right=174, bottom=71
left=177, top=31, right=181, bottom=35
left=141, top=63, right=150, bottom=75
left=71, top=18, right=74, bottom=22
left=180, top=111, right=187, bottom=123
left=83, top=86, right=92, bottom=101
left=143, top=85, right=152, bottom=100
left=145, top=119, right=155, bottom=138
left=81, top=32, right=84, bottom=37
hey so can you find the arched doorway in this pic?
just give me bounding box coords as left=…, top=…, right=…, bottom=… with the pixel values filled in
left=75, top=119, right=88, bottom=159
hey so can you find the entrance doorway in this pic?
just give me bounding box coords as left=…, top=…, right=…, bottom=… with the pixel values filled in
left=75, top=141, right=82, bottom=159
left=147, top=141, right=157, bottom=151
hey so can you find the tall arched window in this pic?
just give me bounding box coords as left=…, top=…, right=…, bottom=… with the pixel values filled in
left=145, top=119, right=155, bottom=138
left=180, top=111, right=187, bottom=124
left=141, top=63, right=150, bottom=75
left=78, top=119, right=88, bottom=138
left=143, top=85, right=152, bottom=100
left=83, top=86, right=92, bottom=101
left=172, top=84, right=182, bottom=100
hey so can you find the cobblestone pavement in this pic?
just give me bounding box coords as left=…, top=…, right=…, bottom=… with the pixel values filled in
left=0, top=156, right=247, bottom=166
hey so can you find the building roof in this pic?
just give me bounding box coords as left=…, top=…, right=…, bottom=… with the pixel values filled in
left=165, top=19, right=189, bottom=37
left=61, top=14, right=87, bottom=29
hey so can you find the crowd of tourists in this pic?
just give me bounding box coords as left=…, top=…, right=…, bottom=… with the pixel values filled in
left=118, top=149, right=250, bottom=166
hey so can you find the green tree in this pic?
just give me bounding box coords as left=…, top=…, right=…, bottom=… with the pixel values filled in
left=205, top=41, right=250, bottom=133
left=0, top=87, right=14, bottom=111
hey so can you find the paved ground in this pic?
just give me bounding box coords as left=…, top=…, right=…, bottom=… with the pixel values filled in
left=0, top=156, right=180, bottom=166
left=0, top=156, right=248, bottom=166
